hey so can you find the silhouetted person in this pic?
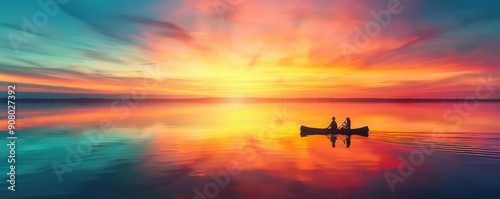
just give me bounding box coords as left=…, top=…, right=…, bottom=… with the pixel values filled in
left=341, top=117, right=351, bottom=130
left=326, top=117, right=337, bottom=130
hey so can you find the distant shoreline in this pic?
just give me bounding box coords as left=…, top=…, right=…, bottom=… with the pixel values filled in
left=2, top=98, right=500, bottom=103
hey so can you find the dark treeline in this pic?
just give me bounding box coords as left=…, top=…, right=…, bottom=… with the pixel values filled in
left=2, top=98, right=500, bottom=104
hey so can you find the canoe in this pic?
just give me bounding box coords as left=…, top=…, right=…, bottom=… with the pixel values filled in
left=300, top=126, right=369, bottom=137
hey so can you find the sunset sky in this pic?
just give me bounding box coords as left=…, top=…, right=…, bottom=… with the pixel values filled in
left=1, top=0, right=499, bottom=98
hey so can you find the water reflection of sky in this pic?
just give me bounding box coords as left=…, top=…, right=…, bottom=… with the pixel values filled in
left=1, top=102, right=499, bottom=199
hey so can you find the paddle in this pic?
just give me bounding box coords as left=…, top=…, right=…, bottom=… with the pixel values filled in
left=338, top=121, right=343, bottom=130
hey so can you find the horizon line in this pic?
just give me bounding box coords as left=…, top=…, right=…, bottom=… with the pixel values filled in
left=2, top=97, right=500, bottom=103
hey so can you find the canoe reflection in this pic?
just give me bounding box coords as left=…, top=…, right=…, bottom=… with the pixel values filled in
left=327, top=135, right=352, bottom=148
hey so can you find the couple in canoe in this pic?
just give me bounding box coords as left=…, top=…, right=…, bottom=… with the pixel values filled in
left=326, top=116, right=351, bottom=130
left=326, top=117, right=351, bottom=148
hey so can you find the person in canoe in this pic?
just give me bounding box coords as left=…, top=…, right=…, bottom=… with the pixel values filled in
left=340, top=117, right=351, bottom=130
left=341, top=118, right=352, bottom=148
left=326, top=117, right=338, bottom=130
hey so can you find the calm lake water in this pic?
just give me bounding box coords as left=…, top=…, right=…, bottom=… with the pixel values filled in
left=1, top=102, right=499, bottom=199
